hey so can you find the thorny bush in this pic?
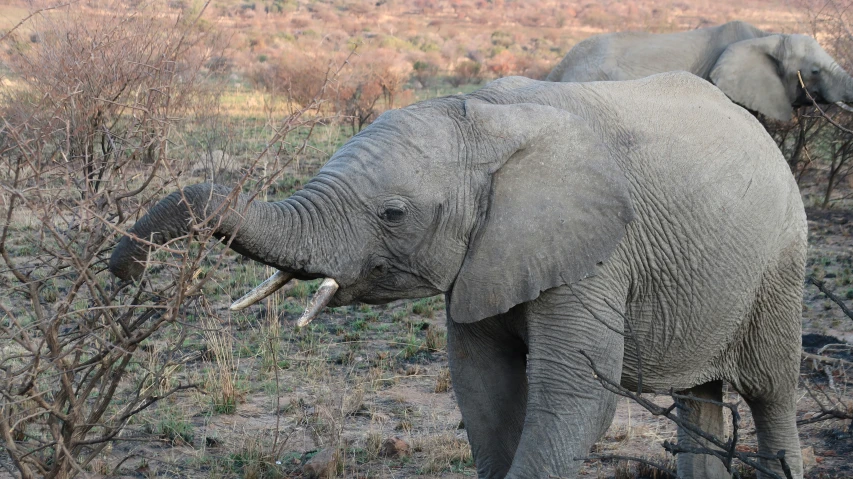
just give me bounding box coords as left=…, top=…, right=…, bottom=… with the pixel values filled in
left=0, top=1, right=335, bottom=477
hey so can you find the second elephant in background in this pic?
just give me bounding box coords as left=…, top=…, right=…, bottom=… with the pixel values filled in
left=546, top=20, right=853, bottom=121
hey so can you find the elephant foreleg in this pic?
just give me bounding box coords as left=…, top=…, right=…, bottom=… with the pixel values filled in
left=507, top=284, right=625, bottom=479
left=446, top=309, right=528, bottom=479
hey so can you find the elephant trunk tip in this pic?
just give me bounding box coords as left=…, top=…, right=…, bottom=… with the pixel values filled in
left=108, top=236, right=146, bottom=282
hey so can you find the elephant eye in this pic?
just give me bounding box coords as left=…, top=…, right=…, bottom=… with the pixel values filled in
left=382, top=208, right=406, bottom=223
left=379, top=200, right=407, bottom=223
left=383, top=207, right=406, bottom=222
left=811, top=67, right=820, bottom=75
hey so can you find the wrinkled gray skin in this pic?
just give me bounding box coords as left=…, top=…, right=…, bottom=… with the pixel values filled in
left=546, top=20, right=853, bottom=121
left=110, top=72, right=807, bottom=479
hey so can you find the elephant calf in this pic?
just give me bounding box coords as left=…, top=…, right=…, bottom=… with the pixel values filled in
left=547, top=20, right=853, bottom=121
left=110, top=72, right=807, bottom=479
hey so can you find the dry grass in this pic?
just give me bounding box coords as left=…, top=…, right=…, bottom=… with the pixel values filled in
left=201, top=305, right=241, bottom=414
left=433, top=367, right=451, bottom=394
left=413, top=433, right=473, bottom=474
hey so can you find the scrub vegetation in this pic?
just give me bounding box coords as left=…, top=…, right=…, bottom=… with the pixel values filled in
left=0, top=0, right=851, bottom=477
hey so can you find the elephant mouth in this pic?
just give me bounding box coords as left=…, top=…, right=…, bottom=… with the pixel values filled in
left=229, top=264, right=443, bottom=326
left=792, top=89, right=853, bottom=113
left=794, top=87, right=827, bottom=106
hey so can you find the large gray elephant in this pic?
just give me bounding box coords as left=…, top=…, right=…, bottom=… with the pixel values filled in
left=109, top=72, right=807, bottom=479
left=546, top=20, right=853, bottom=121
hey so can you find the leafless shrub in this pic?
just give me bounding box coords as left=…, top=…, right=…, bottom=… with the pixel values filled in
left=0, top=1, right=338, bottom=476
left=449, top=60, right=484, bottom=87
left=252, top=48, right=411, bottom=132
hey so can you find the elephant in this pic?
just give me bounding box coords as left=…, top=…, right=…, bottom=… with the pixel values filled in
left=109, top=72, right=807, bottom=479
left=546, top=20, right=853, bottom=122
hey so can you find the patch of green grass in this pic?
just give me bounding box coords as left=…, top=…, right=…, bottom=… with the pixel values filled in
left=237, top=331, right=263, bottom=357
left=226, top=442, right=287, bottom=479
left=399, top=334, right=424, bottom=360
left=351, top=317, right=367, bottom=331
left=371, top=323, right=391, bottom=334
left=212, top=395, right=238, bottom=414
left=411, top=296, right=443, bottom=318
left=389, top=307, right=409, bottom=322
left=289, top=279, right=320, bottom=299
left=157, top=413, right=195, bottom=445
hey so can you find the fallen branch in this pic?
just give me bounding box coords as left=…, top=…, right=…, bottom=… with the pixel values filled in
left=806, top=276, right=853, bottom=321
left=802, top=351, right=853, bottom=368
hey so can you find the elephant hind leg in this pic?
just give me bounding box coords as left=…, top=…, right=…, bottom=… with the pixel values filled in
left=743, top=395, right=802, bottom=479
left=731, top=245, right=804, bottom=479
left=734, top=314, right=803, bottom=479
left=676, top=380, right=730, bottom=479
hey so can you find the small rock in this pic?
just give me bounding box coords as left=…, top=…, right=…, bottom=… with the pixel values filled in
left=802, top=446, right=816, bottom=471
left=379, top=436, right=410, bottom=458
left=302, top=448, right=338, bottom=479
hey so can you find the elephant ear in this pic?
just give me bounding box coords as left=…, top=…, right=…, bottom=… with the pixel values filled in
left=710, top=35, right=792, bottom=121
left=449, top=101, right=635, bottom=324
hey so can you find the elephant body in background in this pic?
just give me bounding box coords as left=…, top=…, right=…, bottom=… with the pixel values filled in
left=546, top=20, right=853, bottom=121
left=110, top=73, right=807, bottom=479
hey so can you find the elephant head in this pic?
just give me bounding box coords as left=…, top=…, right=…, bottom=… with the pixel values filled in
left=109, top=91, right=634, bottom=325
left=710, top=34, right=853, bottom=121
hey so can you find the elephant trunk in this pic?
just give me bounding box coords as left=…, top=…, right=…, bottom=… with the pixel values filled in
left=109, top=183, right=323, bottom=282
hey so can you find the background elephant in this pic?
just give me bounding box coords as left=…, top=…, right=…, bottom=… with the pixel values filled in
left=546, top=20, right=853, bottom=121
left=110, top=72, right=807, bottom=479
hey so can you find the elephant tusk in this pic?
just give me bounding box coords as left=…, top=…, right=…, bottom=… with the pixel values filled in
left=229, top=270, right=295, bottom=311
left=296, top=278, right=339, bottom=327
left=835, top=101, right=853, bottom=113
